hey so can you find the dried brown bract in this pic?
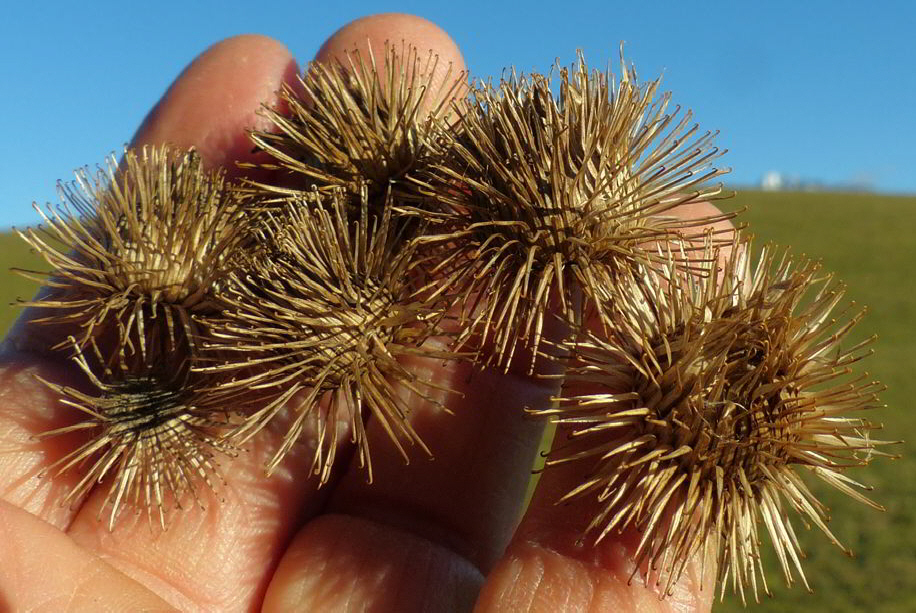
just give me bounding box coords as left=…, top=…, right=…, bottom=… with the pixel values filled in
left=416, top=51, right=734, bottom=372
left=196, top=188, right=453, bottom=483
left=532, top=241, right=894, bottom=601
left=17, top=145, right=248, bottom=358
left=37, top=336, right=236, bottom=530
left=246, top=42, right=467, bottom=206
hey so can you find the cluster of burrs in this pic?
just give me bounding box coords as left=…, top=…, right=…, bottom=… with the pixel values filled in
left=16, top=43, right=894, bottom=601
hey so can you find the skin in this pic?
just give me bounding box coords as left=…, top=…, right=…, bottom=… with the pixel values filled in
left=0, top=14, right=734, bottom=612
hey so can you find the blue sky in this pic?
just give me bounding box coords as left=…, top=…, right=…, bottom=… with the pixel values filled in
left=2, top=1, right=914, bottom=228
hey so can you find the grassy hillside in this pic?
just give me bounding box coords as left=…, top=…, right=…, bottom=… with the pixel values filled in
left=715, top=191, right=915, bottom=612
left=2, top=190, right=914, bottom=611
left=1, top=227, right=52, bottom=334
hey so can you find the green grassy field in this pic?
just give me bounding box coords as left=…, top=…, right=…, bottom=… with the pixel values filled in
left=714, top=191, right=916, bottom=612
left=2, top=190, right=914, bottom=611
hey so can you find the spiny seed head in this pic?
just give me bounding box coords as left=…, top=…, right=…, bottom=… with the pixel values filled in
left=17, top=145, right=248, bottom=355
left=533, top=241, right=893, bottom=602
left=246, top=41, right=467, bottom=205
left=196, top=188, right=452, bottom=483
left=37, top=338, right=236, bottom=530
left=416, top=49, right=734, bottom=373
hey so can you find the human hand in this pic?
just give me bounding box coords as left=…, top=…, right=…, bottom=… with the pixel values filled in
left=0, top=14, right=730, bottom=612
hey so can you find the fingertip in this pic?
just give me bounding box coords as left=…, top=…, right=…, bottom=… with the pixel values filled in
left=262, top=514, right=482, bottom=612
left=314, top=13, right=467, bottom=91
left=477, top=539, right=715, bottom=613
left=131, top=33, right=299, bottom=178
left=675, top=200, right=738, bottom=240
left=481, top=428, right=717, bottom=612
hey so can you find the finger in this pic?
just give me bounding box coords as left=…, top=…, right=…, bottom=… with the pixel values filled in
left=262, top=513, right=482, bottom=612
left=475, top=202, right=735, bottom=613
left=0, top=499, right=174, bottom=611
left=0, top=34, right=303, bottom=530
left=315, top=12, right=465, bottom=96
left=0, top=36, right=298, bottom=533
left=131, top=34, right=301, bottom=181
left=56, top=35, right=346, bottom=613
left=325, top=351, right=557, bottom=571
left=66, top=415, right=334, bottom=612
left=264, top=343, right=562, bottom=612
left=674, top=201, right=740, bottom=251
left=475, top=436, right=716, bottom=613
left=4, top=34, right=302, bottom=362
left=260, top=14, right=547, bottom=611
left=0, top=354, right=101, bottom=528
left=314, top=20, right=522, bottom=574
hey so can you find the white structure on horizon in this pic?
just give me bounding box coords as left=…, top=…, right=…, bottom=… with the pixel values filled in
left=761, top=171, right=784, bottom=191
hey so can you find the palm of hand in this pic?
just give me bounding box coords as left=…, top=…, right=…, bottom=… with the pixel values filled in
left=0, top=15, right=719, bottom=613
